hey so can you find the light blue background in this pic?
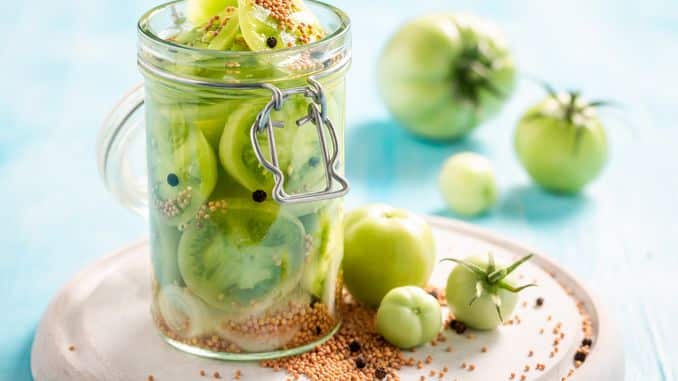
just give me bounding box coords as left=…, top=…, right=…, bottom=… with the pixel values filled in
left=1, top=0, right=677, bottom=379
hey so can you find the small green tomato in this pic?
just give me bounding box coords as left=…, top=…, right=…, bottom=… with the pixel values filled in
left=444, top=253, right=535, bottom=330
left=376, top=286, right=442, bottom=349
left=342, top=204, right=436, bottom=307
left=515, top=90, right=608, bottom=193
left=439, top=152, right=498, bottom=216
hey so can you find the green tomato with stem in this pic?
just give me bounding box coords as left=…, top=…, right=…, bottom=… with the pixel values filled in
left=444, top=253, right=535, bottom=330
left=378, top=13, right=516, bottom=140
left=439, top=152, right=498, bottom=216
left=376, top=286, right=442, bottom=349
left=515, top=89, right=608, bottom=193
left=342, top=204, right=436, bottom=307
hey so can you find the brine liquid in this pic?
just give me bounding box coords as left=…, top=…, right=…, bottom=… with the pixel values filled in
left=145, top=75, right=346, bottom=356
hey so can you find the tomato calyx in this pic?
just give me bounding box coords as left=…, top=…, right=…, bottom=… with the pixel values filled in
left=522, top=84, right=617, bottom=154
left=441, top=253, right=536, bottom=322
left=451, top=43, right=504, bottom=105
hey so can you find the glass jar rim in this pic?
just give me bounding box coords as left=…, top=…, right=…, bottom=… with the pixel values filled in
left=138, top=0, right=351, bottom=60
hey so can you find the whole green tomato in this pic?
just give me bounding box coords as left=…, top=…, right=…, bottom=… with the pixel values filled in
left=439, top=152, right=498, bottom=216
left=378, top=13, right=516, bottom=140
left=342, top=204, right=436, bottom=307
left=376, top=286, right=442, bottom=349
left=445, top=253, right=534, bottom=330
left=515, top=92, right=608, bottom=193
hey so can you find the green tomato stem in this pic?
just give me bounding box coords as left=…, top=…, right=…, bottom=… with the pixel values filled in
left=440, top=258, right=487, bottom=279
left=497, top=253, right=534, bottom=279
left=498, top=281, right=537, bottom=293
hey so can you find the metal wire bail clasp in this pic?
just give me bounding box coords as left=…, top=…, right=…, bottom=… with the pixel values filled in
left=249, top=78, right=349, bottom=204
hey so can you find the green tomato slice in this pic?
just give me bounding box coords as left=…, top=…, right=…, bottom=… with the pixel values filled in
left=218, top=97, right=325, bottom=198
left=300, top=203, right=342, bottom=301
left=237, top=0, right=325, bottom=51
left=178, top=199, right=306, bottom=310
left=186, top=0, right=238, bottom=26
left=156, top=284, right=214, bottom=339
left=150, top=217, right=184, bottom=286
left=208, top=11, right=241, bottom=50
left=148, top=113, right=218, bottom=226
left=182, top=99, right=243, bottom=150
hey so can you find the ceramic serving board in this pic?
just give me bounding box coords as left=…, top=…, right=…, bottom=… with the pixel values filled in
left=31, top=216, right=624, bottom=381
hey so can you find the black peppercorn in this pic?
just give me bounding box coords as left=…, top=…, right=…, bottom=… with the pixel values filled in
left=166, top=173, right=179, bottom=187
left=315, top=326, right=322, bottom=335
left=450, top=320, right=467, bottom=334
left=536, top=297, right=544, bottom=307
left=348, top=340, right=361, bottom=353
left=582, top=338, right=593, bottom=347
left=374, top=367, right=387, bottom=379
left=428, top=289, right=439, bottom=299
left=574, top=350, right=587, bottom=362
left=308, top=156, right=320, bottom=167
left=252, top=190, right=267, bottom=203
left=355, top=357, right=366, bottom=369
left=266, top=36, right=277, bottom=48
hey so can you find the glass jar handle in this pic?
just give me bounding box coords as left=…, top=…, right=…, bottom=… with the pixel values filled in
left=251, top=78, right=350, bottom=204
left=96, top=83, right=148, bottom=217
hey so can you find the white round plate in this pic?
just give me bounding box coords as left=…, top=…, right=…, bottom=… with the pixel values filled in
left=31, top=216, right=624, bottom=381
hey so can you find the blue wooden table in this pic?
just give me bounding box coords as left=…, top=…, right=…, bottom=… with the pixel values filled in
left=1, top=0, right=677, bottom=379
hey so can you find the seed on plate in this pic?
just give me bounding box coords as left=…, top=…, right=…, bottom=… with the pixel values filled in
left=449, top=319, right=467, bottom=334
left=536, top=297, right=544, bottom=307
left=582, top=338, right=593, bottom=347
left=355, top=357, right=366, bottom=369
left=375, top=367, right=388, bottom=379
left=574, top=350, right=587, bottom=362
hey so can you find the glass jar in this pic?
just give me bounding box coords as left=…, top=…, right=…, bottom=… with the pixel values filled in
left=97, top=0, right=350, bottom=360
